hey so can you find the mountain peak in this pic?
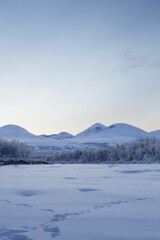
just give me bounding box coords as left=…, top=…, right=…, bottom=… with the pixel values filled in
left=75, top=123, right=107, bottom=138
left=0, top=124, right=35, bottom=139
left=89, top=123, right=107, bottom=130
left=1, top=124, right=25, bottom=129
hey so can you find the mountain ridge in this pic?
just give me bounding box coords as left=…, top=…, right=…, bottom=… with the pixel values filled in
left=0, top=123, right=159, bottom=153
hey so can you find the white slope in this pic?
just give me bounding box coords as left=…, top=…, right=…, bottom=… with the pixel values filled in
left=0, top=124, right=36, bottom=139
left=149, top=130, right=160, bottom=138
left=73, top=123, right=148, bottom=145
left=106, top=123, right=148, bottom=137
left=75, top=123, right=107, bottom=138
left=98, top=123, right=148, bottom=141
left=41, top=132, right=73, bottom=140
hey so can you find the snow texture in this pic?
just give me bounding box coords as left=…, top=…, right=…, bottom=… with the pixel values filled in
left=0, top=164, right=160, bottom=240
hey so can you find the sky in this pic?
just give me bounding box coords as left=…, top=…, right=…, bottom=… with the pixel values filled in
left=0, top=0, right=160, bottom=135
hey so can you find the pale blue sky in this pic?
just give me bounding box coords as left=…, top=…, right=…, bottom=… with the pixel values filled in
left=0, top=0, right=160, bottom=134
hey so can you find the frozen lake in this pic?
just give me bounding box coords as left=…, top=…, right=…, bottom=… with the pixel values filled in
left=0, top=164, right=160, bottom=240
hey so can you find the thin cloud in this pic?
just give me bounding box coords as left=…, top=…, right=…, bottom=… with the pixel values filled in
left=122, top=52, right=148, bottom=72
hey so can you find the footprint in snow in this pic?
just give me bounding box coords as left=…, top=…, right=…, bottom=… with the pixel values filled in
left=42, top=208, right=55, bottom=213
left=0, top=228, right=33, bottom=240
left=78, top=188, right=99, bottom=192
left=42, top=226, right=60, bottom=239
left=64, top=177, right=78, bottom=180
left=0, top=199, right=11, bottom=203
left=17, top=203, right=32, bottom=208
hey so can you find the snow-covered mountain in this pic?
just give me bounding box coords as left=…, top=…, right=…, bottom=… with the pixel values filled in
left=41, top=132, right=73, bottom=140
left=106, top=123, right=147, bottom=137
left=94, top=123, right=148, bottom=141
left=72, top=123, right=149, bottom=146
left=0, top=123, right=159, bottom=153
left=75, top=123, right=107, bottom=138
left=0, top=125, right=36, bottom=139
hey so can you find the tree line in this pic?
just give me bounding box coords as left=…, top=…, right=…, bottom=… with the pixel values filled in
left=46, top=137, right=160, bottom=164
left=1, top=137, right=160, bottom=164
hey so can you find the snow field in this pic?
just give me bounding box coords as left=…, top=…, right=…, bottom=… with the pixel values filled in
left=0, top=164, right=160, bottom=240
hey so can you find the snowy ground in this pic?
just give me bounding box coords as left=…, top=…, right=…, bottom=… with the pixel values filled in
left=0, top=164, right=160, bottom=240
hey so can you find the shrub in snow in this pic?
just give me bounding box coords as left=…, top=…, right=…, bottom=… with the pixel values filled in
left=0, top=138, right=32, bottom=159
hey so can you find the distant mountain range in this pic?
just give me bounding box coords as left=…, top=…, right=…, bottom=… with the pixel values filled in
left=0, top=123, right=159, bottom=153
